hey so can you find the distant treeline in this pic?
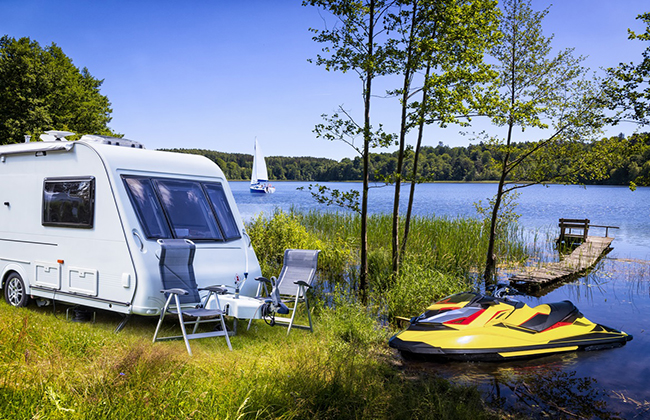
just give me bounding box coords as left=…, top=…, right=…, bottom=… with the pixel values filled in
left=164, top=133, right=650, bottom=186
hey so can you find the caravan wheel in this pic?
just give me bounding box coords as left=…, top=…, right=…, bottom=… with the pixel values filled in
left=4, top=273, right=30, bottom=307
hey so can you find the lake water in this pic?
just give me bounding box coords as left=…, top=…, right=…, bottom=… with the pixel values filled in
left=232, top=181, right=650, bottom=259
left=232, top=181, right=650, bottom=418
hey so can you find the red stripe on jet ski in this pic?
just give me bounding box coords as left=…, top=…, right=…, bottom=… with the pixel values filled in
left=520, top=312, right=545, bottom=327
left=486, top=309, right=509, bottom=323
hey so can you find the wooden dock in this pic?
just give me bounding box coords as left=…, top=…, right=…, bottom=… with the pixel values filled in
left=510, top=236, right=614, bottom=286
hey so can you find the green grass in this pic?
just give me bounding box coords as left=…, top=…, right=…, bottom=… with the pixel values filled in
left=0, top=301, right=496, bottom=420
left=0, top=209, right=532, bottom=419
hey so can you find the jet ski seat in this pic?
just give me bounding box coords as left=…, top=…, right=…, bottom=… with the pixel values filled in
left=520, top=301, right=581, bottom=332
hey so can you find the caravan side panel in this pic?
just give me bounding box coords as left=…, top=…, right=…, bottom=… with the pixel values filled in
left=0, top=144, right=136, bottom=313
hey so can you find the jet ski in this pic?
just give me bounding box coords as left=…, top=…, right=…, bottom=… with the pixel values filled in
left=389, top=291, right=632, bottom=361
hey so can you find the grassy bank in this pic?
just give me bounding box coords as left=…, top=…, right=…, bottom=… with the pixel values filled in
left=0, top=302, right=495, bottom=419
left=1, top=210, right=531, bottom=419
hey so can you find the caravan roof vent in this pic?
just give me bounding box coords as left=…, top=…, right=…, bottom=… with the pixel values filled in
left=79, top=135, right=145, bottom=149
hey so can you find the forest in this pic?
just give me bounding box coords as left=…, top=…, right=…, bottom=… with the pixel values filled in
left=165, top=132, right=650, bottom=187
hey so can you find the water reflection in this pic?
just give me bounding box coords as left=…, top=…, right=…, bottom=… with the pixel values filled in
left=489, top=365, right=617, bottom=419
left=398, top=258, right=650, bottom=418
left=403, top=349, right=638, bottom=419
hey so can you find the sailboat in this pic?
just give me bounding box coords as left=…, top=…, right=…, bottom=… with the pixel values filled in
left=250, top=138, right=275, bottom=194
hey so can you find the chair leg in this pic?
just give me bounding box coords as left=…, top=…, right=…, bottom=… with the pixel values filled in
left=247, top=303, right=264, bottom=331
left=174, top=295, right=193, bottom=356
left=287, top=293, right=300, bottom=335
left=305, top=296, right=313, bottom=333
left=153, top=294, right=174, bottom=343
left=192, top=317, right=201, bottom=334
left=221, top=316, right=233, bottom=350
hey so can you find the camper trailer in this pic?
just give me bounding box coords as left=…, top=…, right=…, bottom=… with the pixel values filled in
left=0, top=132, right=263, bottom=321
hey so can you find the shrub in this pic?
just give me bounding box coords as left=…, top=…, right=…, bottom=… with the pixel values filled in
left=246, top=209, right=356, bottom=293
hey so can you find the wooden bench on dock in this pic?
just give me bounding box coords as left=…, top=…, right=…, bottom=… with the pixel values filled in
left=510, top=218, right=619, bottom=288
left=558, top=218, right=589, bottom=244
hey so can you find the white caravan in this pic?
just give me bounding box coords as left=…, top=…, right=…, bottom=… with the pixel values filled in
left=0, top=132, right=263, bottom=322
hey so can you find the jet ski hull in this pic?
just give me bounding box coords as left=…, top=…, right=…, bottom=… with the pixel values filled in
left=389, top=292, right=632, bottom=361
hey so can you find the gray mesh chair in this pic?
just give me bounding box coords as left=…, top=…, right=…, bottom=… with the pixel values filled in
left=247, top=249, right=320, bottom=334
left=152, top=239, right=232, bottom=355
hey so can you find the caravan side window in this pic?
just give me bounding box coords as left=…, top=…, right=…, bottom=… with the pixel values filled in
left=123, top=177, right=172, bottom=239
left=153, top=179, right=224, bottom=241
left=42, top=177, right=95, bottom=228
left=122, top=176, right=241, bottom=242
left=203, top=183, right=240, bottom=241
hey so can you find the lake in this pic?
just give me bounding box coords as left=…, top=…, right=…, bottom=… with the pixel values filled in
left=232, top=181, right=650, bottom=418
left=232, top=181, right=650, bottom=259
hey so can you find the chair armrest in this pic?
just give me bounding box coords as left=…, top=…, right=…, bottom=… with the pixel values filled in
left=255, top=276, right=273, bottom=284
left=199, top=285, right=229, bottom=295
left=294, top=280, right=311, bottom=288
left=161, top=288, right=188, bottom=295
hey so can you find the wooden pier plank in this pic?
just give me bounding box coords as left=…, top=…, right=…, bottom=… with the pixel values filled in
left=510, top=236, right=613, bottom=285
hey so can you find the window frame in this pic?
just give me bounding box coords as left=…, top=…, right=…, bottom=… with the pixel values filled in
left=42, top=176, right=96, bottom=228
left=122, top=175, right=241, bottom=243
left=202, top=182, right=241, bottom=241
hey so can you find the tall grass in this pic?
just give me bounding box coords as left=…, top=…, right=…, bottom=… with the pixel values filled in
left=259, top=209, right=532, bottom=319
left=0, top=302, right=496, bottom=419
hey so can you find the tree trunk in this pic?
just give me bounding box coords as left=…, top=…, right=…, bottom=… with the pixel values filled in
left=483, top=183, right=503, bottom=283
left=485, top=19, right=517, bottom=284
left=359, top=0, right=376, bottom=306
left=391, top=1, right=419, bottom=278
left=402, top=60, right=431, bottom=256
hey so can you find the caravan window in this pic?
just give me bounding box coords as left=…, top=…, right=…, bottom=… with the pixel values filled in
left=123, top=177, right=172, bottom=239
left=42, top=177, right=95, bottom=228
left=204, top=183, right=240, bottom=241
left=123, top=176, right=241, bottom=242
left=153, top=179, right=224, bottom=240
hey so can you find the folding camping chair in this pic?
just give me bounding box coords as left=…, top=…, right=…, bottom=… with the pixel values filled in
left=152, top=239, right=232, bottom=355
left=247, top=249, right=320, bottom=334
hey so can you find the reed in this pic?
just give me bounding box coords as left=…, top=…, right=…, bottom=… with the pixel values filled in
left=296, top=210, right=529, bottom=274
left=248, top=209, right=535, bottom=325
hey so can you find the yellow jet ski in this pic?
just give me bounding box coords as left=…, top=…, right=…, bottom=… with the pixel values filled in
left=389, top=291, right=632, bottom=361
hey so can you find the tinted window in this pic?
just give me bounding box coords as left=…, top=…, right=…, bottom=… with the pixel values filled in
left=204, top=183, right=240, bottom=240
left=122, top=176, right=240, bottom=242
left=154, top=179, right=224, bottom=240
left=42, top=178, right=95, bottom=228
left=123, top=177, right=172, bottom=238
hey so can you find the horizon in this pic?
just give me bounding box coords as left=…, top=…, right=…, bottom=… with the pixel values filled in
left=2, top=0, right=649, bottom=160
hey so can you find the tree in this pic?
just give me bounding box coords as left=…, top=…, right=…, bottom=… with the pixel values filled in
left=481, top=0, right=615, bottom=281
left=607, top=13, right=650, bottom=126
left=305, top=0, right=396, bottom=304
left=387, top=0, right=500, bottom=276
left=0, top=36, right=114, bottom=144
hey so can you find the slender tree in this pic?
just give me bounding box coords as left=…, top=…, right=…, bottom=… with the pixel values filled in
left=387, top=0, right=500, bottom=273
left=305, top=0, right=396, bottom=304
left=0, top=36, right=115, bottom=144
left=482, top=0, right=614, bottom=281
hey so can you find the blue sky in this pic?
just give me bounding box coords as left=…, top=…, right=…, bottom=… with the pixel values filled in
left=1, top=1, right=648, bottom=160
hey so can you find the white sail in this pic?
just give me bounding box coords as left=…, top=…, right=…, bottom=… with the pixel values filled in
left=251, top=138, right=269, bottom=183
left=250, top=138, right=275, bottom=193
